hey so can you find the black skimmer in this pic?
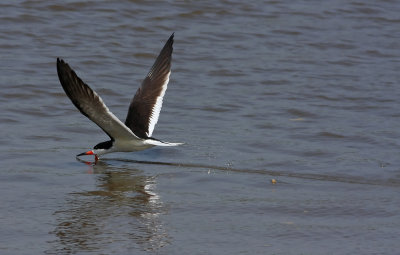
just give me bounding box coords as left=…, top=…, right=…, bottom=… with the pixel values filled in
left=57, top=33, right=182, bottom=161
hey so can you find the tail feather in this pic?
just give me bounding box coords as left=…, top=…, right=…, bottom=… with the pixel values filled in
left=146, top=139, right=183, bottom=147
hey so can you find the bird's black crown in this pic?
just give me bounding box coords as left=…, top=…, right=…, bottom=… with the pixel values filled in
left=94, top=140, right=113, bottom=150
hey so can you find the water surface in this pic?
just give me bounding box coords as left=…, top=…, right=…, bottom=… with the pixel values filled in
left=1, top=0, right=400, bottom=254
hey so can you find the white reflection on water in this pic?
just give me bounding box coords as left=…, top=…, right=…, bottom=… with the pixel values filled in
left=47, top=161, right=169, bottom=254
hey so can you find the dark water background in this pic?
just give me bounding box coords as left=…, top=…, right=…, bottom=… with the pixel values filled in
left=1, top=1, right=400, bottom=254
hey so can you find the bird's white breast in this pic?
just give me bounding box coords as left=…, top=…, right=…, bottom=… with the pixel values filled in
left=113, top=139, right=155, bottom=152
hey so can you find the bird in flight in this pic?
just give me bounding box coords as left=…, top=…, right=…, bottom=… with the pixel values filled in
left=57, top=33, right=182, bottom=161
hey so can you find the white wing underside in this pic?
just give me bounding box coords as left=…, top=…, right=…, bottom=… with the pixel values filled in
left=147, top=74, right=169, bottom=137
left=124, top=33, right=175, bottom=139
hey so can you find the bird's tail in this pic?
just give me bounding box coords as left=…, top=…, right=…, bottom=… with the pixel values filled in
left=146, top=139, right=184, bottom=147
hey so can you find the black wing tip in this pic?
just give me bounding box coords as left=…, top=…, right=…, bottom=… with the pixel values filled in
left=56, top=57, right=69, bottom=72
left=56, top=58, right=63, bottom=73
left=167, top=33, right=174, bottom=45
left=57, top=57, right=64, bottom=64
left=56, top=58, right=69, bottom=81
left=164, top=33, right=174, bottom=54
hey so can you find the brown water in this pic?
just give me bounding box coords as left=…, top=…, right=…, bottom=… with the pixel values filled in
left=1, top=1, right=400, bottom=254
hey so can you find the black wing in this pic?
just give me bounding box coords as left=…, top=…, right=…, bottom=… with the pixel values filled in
left=124, top=33, right=174, bottom=139
left=57, top=58, right=140, bottom=141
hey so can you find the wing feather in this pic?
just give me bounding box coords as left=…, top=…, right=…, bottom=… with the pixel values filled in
left=57, top=58, right=140, bottom=141
left=125, top=33, right=174, bottom=138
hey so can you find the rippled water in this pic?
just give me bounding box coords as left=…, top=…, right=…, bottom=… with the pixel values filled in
left=1, top=0, right=400, bottom=254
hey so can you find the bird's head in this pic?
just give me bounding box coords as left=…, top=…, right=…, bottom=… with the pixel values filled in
left=76, top=140, right=113, bottom=159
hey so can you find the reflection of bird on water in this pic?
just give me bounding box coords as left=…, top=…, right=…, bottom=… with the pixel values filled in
left=49, top=161, right=169, bottom=253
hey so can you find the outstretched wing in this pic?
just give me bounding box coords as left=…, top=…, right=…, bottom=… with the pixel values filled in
left=125, top=33, right=174, bottom=139
left=57, top=58, right=140, bottom=141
